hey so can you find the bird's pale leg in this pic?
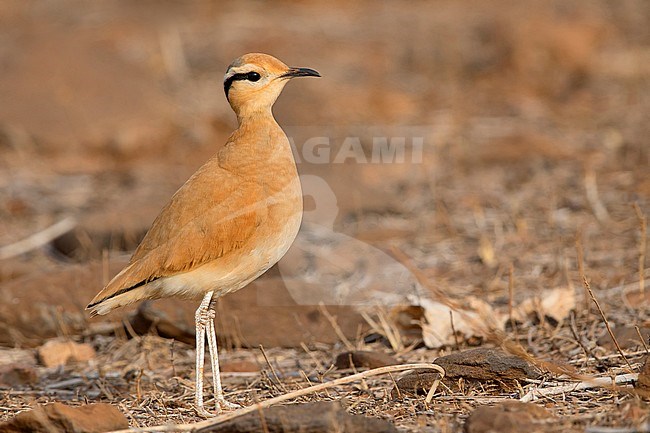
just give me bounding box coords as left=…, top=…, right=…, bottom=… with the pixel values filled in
left=206, top=313, right=241, bottom=411
left=194, top=291, right=214, bottom=417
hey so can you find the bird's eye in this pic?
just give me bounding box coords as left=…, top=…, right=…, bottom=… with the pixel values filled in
left=247, top=72, right=261, bottom=82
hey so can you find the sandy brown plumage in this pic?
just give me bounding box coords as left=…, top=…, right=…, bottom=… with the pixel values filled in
left=86, top=53, right=319, bottom=416
left=87, top=116, right=301, bottom=315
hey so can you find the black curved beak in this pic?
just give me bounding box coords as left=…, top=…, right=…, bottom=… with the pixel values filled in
left=281, top=67, right=321, bottom=79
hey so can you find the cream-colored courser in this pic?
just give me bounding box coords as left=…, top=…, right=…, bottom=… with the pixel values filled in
left=87, top=53, right=320, bottom=416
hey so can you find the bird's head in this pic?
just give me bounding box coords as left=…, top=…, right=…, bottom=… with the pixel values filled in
left=224, top=53, right=320, bottom=119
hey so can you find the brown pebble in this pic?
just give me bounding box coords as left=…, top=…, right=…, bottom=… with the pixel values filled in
left=0, top=364, right=37, bottom=388
left=0, top=402, right=128, bottom=433
left=391, top=370, right=441, bottom=399
left=37, top=339, right=95, bottom=367
left=464, top=401, right=555, bottom=433
left=334, top=350, right=398, bottom=370
left=128, top=303, right=195, bottom=346
left=434, top=347, right=540, bottom=382
left=208, top=400, right=398, bottom=433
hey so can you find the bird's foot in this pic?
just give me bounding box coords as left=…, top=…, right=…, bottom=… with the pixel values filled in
left=194, top=399, right=241, bottom=417
left=217, top=398, right=242, bottom=411
left=195, top=405, right=216, bottom=418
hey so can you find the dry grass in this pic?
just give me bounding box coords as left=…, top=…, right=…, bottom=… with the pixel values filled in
left=1, top=0, right=649, bottom=431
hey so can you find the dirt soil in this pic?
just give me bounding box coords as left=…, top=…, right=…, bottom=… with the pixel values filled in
left=1, top=0, right=649, bottom=432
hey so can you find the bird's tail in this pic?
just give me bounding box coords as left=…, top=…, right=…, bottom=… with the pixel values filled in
left=86, top=262, right=159, bottom=317
left=86, top=288, right=147, bottom=317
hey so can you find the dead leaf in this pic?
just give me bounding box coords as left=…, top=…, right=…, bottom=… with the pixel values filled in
left=514, top=287, right=575, bottom=325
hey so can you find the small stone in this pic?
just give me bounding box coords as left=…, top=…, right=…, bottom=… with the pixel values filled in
left=37, top=339, right=95, bottom=367
left=0, top=364, right=37, bottom=388
left=597, top=327, right=650, bottom=351
left=0, top=402, right=128, bottom=433
left=128, top=303, right=195, bottom=346
left=434, top=347, right=540, bottom=382
left=464, top=401, right=555, bottom=433
left=391, top=370, right=441, bottom=399
left=207, top=401, right=398, bottom=433
left=334, top=351, right=398, bottom=370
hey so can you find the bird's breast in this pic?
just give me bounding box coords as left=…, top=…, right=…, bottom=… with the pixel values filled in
left=254, top=168, right=303, bottom=267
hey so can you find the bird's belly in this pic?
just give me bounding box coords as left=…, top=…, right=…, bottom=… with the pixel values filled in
left=155, top=200, right=302, bottom=300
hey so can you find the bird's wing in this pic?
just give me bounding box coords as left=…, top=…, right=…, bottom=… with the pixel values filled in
left=88, top=159, right=266, bottom=307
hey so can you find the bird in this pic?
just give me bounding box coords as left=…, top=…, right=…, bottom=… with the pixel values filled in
left=86, top=53, right=320, bottom=417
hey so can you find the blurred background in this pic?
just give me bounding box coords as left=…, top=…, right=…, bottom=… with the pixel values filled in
left=1, top=0, right=649, bottom=428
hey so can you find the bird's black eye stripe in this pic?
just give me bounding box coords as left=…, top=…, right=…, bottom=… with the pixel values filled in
left=224, top=71, right=262, bottom=98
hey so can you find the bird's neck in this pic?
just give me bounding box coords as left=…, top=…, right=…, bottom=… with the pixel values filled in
left=235, top=106, right=274, bottom=125
left=235, top=110, right=283, bottom=145
left=219, top=110, right=293, bottom=172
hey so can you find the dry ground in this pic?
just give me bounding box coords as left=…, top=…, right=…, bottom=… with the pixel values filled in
left=1, top=0, right=649, bottom=431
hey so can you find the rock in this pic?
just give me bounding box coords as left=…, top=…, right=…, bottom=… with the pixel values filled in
left=128, top=303, right=195, bottom=346
left=464, top=401, right=555, bottom=433
left=434, top=347, right=540, bottom=382
left=335, top=351, right=399, bottom=370
left=391, top=370, right=441, bottom=398
left=0, top=402, right=128, bottom=433
left=597, top=327, right=650, bottom=350
left=207, top=401, right=398, bottom=433
left=0, top=364, right=37, bottom=388
left=37, top=339, right=96, bottom=367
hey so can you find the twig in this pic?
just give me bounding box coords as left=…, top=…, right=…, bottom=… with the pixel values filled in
left=576, top=233, right=590, bottom=314
left=585, top=423, right=650, bottom=433
left=508, top=263, right=517, bottom=335
left=568, top=349, right=648, bottom=365
left=634, top=202, right=647, bottom=295
left=360, top=309, right=402, bottom=353
left=449, top=311, right=460, bottom=351
left=582, top=276, right=634, bottom=371
left=569, top=311, right=606, bottom=370
left=634, top=326, right=649, bottom=354
left=318, top=303, right=354, bottom=351
left=520, top=373, right=638, bottom=402
left=0, top=217, right=76, bottom=260
left=584, top=168, right=610, bottom=223
left=376, top=308, right=403, bottom=352
left=106, top=363, right=445, bottom=433
left=299, top=342, right=326, bottom=371
left=259, top=345, right=288, bottom=393
left=424, top=372, right=442, bottom=404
